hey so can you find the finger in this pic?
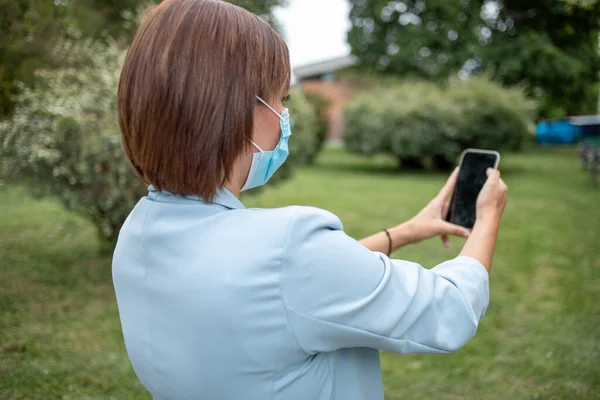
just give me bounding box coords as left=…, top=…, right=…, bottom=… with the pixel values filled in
left=485, top=168, right=500, bottom=179
left=441, top=234, right=450, bottom=249
left=486, top=168, right=501, bottom=182
left=441, top=221, right=471, bottom=238
left=437, top=167, right=459, bottom=201
left=442, top=201, right=450, bottom=219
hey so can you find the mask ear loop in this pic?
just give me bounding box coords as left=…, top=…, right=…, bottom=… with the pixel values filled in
left=247, top=138, right=265, bottom=160
left=255, top=95, right=283, bottom=119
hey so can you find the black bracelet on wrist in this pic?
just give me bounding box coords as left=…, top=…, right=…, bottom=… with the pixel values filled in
left=382, top=229, right=392, bottom=256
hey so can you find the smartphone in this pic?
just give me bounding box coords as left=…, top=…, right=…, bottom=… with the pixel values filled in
left=446, top=149, right=501, bottom=229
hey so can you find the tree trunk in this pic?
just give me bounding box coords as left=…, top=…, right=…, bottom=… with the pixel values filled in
left=95, top=220, right=123, bottom=255
left=398, top=156, right=424, bottom=170
left=433, top=155, right=453, bottom=170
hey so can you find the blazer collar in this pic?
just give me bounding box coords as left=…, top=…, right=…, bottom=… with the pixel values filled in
left=147, top=186, right=245, bottom=210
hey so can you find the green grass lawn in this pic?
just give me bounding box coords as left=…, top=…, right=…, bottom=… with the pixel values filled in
left=1, top=146, right=599, bottom=399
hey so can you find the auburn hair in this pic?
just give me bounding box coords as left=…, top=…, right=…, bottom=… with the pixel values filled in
left=118, top=0, right=290, bottom=200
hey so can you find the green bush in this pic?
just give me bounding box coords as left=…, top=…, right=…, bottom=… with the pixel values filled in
left=344, top=78, right=536, bottom=169
left=0, top=38, right=144, bottom=251
left=286, top=88, right=319, bottom=166
left=304, top=91, right=331, bottom=162
left=344, top=88, right=392, bottom=155
left=0, top=37, right=316, bottom=250
left=447, top=78, right=537, bottom=152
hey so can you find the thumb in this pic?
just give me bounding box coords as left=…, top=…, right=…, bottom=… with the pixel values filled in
left=440, top=221, right=471, bottom=238
left=486, top=168, right=500, bottom=183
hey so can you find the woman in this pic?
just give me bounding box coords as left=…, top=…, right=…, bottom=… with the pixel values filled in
left=112, top=1, right=508, bottom=399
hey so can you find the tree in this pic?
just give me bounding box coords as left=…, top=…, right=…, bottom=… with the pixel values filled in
left=484, top=0, right=600, bottom=117
left=347, top=0, right=600, bottom=118
left=0, top=0, right=286, bottom=119
left=0, top=0, right=71, bottom=116
left=229, top=0, right=287, bottom=30
left=67, top=0, right=287, bottom=39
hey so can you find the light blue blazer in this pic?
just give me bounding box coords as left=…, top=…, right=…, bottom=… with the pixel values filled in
left=112, top=187, right=490, bottom=400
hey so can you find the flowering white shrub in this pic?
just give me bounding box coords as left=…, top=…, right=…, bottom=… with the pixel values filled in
left=0, top=38, right=140, bottom=250
left=0, top=37, right=319, bottom=250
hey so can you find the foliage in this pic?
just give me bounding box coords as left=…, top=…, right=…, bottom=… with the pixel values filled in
left=0, top=38, right=143, bottom=251
left=0, top=0, right=70, bottom=116
left=446, top=77, right=537, bottom=151
left=0, top=34, right=311, bottom=249
left=0, top=0, right=286, bottom=118
left=229, top=0, right=288, bottom=32
left=304, top=91, right=332, bottom=162
left=0, top=0, right=142, bottom=118
left=347, top=0, right=600, bottom=118
left=561, top=0, right=599, bottom=7
left=483, top=1, right=600, bottom=118
left=286, top=89, right=320, bottom=165
left=344, top=77, right=536, bottom=168
left=0, top=0, right=289, bottom=247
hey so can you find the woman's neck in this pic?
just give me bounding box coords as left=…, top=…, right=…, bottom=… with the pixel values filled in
left=224, top=183, right=241, bottom=199
left=225, top=153, right=253, bottom=199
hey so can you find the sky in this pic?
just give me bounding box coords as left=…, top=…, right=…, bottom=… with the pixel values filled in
left=273, top=0, right=351, bottom=71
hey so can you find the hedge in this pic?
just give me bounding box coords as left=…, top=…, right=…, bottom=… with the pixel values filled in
left=344, top=77, right=536, bottom=169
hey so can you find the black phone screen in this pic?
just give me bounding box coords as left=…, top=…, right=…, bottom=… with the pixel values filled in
left=447, top=151, right=499, bottom=229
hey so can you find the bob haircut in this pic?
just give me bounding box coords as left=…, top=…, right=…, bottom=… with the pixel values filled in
left=118, top=0, right=290, bottom=200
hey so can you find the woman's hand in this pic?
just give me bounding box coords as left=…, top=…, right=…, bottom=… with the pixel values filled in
left=405, top=168, right=471, bottom=248
left=457, top=168, right=508, bottom=272
left=476, top=168, right=508, bottom=223
left=359, top=168, right=505, bottom=255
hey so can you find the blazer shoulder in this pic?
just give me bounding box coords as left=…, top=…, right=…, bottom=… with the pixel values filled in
left=272, top=205, right=344, bottom=234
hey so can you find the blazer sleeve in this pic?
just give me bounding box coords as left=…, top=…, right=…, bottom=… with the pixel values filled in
left=279, top=207, right=490, bottom=355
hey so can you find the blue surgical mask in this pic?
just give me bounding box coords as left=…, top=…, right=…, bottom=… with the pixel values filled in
left=241, top=96, right=292, bottom=191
